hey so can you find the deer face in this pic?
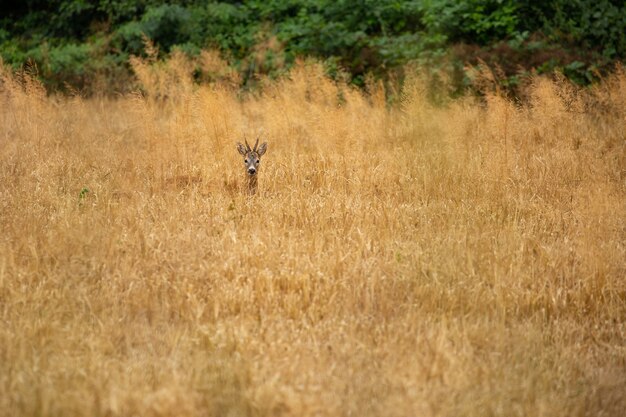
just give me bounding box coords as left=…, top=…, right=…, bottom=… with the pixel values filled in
left=237, top=138, right=267, bottom=176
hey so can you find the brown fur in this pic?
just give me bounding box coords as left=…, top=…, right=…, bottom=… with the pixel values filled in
left=236, top=137, right=267, bottom=195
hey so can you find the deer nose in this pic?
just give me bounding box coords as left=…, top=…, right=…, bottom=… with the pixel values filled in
left=248, top=167, right=256, bottom=175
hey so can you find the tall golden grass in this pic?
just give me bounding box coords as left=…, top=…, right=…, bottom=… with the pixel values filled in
left=0, top=56, right=624, bottom=417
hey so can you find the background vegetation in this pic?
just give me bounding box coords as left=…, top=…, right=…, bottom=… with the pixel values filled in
left=1, top=0, right=625, bottom=94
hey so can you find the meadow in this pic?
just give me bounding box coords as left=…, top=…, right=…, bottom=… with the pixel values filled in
left=0, top=58, right=624, bottom=416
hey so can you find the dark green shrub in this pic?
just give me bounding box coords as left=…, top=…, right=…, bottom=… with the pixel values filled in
left=116, top=4, right=194, bottom=54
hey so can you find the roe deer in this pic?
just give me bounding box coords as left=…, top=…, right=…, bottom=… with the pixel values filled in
left=236, top=137, right=267, bottom=195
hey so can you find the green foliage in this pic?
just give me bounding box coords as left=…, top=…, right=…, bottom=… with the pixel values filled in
left=275, top=0, right=436, bottom=72
left=0, top=0, right=624, bottom=94
left=421, top=0, right=521, bottom=45
left=519, top=0, right=625, bottom=59
left=79, top=187, right=89, bottom=199
left=116, top=4, right=194, bottom=54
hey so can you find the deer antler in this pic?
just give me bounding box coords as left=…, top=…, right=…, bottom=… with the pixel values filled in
left=244, top=138, right=252, bottom=151
left=254, top=137, right=259, bottom=152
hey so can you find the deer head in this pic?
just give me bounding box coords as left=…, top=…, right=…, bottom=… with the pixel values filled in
left=236, top=137, right=267, bottom=195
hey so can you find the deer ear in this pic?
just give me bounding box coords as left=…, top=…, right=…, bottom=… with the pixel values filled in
left=257, top=142, right=267, bottom=156
left=237, top=142, right=247, bottom=156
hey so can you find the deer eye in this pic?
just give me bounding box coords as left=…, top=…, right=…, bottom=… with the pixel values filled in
left=244, top=159, right=248, bottom=163
left=256, top=159, right=260, bottom=164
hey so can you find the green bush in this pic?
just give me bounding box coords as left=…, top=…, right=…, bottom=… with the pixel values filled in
left=116, top=4, right=194, bottom=54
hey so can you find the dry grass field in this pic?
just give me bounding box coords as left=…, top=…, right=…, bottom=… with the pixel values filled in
left=0, top=58, right=625, bottom=417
